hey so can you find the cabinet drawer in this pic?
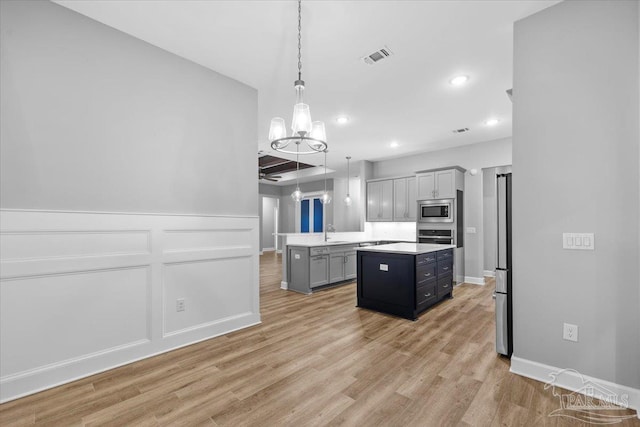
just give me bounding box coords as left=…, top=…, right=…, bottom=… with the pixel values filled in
left=416, top=252, right=437, bottom=266
left=416, top=264, right=437, bottom=285
left=436, top=249, right=453, bottom=261
left=437, top=276, right=453, bottom=296
left=310, top=247, right=329, bottom=256
left=416, top=282, right=438, bottom=308
left=437, top=261, right=453, bottom=277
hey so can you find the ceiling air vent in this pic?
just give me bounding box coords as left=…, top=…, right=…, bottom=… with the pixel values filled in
left=362, top=46, right=393, bottom=65
left=452, top=127, right=470, bottom=134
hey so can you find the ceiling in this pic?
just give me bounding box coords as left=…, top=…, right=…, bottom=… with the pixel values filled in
left=55, top=0, right=559, bottom=182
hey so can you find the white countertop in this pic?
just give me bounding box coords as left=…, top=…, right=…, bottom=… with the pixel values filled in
left=287, top=239, right=415, bottom=248
left=357, top=243, right=455, bottom=255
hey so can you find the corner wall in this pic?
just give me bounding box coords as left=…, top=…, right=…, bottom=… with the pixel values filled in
left=512, top=0, right=639, bottom=401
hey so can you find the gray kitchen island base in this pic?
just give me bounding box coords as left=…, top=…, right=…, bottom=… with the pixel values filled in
left=357, top=243, right=455, bottom=320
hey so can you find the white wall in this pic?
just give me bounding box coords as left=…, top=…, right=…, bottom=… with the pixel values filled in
left=0, top=1, right=259, bottom=401
left=371, top=138, right=512, bottom=282
left=482, top=167, right=498, bottom=275
left=512, top=0, right=639, bottom=400
left=0, top=0, right=257, bottom=216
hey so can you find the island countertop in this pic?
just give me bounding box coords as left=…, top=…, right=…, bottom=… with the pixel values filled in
left=356, top=242, right=455, bottom=255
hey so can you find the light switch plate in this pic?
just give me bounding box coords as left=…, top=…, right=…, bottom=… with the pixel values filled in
left=563, top=233, right=595, bottom=250
left=380, top=264, right=388, bottom=271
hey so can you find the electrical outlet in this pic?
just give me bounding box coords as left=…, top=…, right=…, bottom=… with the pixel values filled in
left=176, top=298, right=186, bottom=312
left=563, top=323, right=578, bottom=342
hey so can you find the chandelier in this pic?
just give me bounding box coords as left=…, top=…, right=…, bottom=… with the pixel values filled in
left=268, top=0, right=327, bottom=155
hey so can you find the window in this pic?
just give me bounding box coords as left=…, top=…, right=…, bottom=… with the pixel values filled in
left=300, top=197, right=323, bottom=233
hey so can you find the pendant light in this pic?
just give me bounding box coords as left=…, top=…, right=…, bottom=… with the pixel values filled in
left=320, top=150, right=331, bottom=204
left=344, top=156, right=352, bottom=206
left=268, top=0, right=327, bottom=155
left=291, top=142, right=302, bottom=202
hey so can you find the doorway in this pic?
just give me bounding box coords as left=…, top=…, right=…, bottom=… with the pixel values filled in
left=261, top=196, right=279, bottom=252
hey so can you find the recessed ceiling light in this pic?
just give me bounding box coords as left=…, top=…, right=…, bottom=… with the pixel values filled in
left=449, top=75, right=469, bottom=86
left=390, top=141, right=399, bottom=148
left=336, top=116, right=350, bottom=125
left=484, top=118, right=500, bottom=126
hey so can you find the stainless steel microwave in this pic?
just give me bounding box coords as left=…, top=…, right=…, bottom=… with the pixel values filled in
left=419, top=199, right=454, bottom=223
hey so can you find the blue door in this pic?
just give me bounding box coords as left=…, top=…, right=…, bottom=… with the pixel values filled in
left=300, top=197, right=323, bottom=233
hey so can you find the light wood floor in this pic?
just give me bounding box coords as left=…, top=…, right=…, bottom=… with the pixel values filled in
left=1, top=251, right=638, bottom=426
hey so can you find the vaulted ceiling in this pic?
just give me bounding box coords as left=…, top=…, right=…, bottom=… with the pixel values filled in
left=55, top=0, right=559, bottom=181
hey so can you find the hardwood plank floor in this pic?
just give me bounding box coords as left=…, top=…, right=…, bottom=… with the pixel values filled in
left=1, top=251, right=638, bottom=426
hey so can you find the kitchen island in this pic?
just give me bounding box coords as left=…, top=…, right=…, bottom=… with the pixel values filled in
left=356, top=243, right=455, bottom=320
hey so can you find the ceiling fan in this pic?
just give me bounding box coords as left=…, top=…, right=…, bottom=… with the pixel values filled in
left=259, top=171, right=282, bottom=182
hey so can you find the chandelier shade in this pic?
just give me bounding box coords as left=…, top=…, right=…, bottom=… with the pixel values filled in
left=269, top=0, right=327, bottom=156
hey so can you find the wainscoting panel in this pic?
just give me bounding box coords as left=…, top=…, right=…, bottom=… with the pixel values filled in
left=0, top=266, right=151, bottom=377
left=163, top=257, right=254, bottom=336
left=0, top=210, right=260, bottom=402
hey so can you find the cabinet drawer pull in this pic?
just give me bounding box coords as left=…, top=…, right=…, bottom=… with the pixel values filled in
left=443, top=267, right=449, bottom=271
left=443, top=284, right=449, bottom=288
left=424, top=293, right=432, bottom=297
left=424, top=273, right=431, bottom=277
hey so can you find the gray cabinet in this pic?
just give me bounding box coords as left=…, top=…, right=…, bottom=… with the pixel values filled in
left=393, top=176, right=417, bottom=221
left=310, top=255, right=329, bottom=288
left=288, top=244, right=361, bottom=294
left=345, top=251, right=357, bottom=280
left=417, top=169, right=460, bottom=200
left=329, top=253, right=346, bottom=283
left=367, top=180, right=393, bottom=221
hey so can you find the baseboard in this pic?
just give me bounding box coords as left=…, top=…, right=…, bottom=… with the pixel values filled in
left=510, top=356, right=640, bottom=418
left=483, top=270, right=496, bottom=278
left=464, top=276, right=486, bottom=285
left=276, top=249, right=283, bottom=254
left=280, top=281, right=288, bottom=290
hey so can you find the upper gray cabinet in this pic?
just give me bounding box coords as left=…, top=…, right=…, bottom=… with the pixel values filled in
left=367, top=180, right=393, bottom=221
left=417, top=170, right=456, bottom=200
left=393, top=177, right=417, bottom=221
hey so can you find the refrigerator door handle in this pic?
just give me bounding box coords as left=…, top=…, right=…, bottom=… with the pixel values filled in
left=495, top=293, right=509, bottom=355
left=495, top=268, right=508, bottom=294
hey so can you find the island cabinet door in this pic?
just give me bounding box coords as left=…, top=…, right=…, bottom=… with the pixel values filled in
left=310, top=255, right=329, bottom=288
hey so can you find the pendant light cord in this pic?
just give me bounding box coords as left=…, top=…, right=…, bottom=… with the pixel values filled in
left=297, top=0, right=302, bottom=82
left=324, top=151, right=328, bottom=192
left=346, top=156, right=351, bottom=196
left=296, top=143, right=300, bottom=189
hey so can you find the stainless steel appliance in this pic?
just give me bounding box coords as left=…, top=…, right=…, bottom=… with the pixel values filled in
left=495, top=173, right=512, bottom=357
left=417, top=229, right=454, bottom=245
left=416, top=189, right=464, bottom=285
left=418, top=199, right=453, bottom=223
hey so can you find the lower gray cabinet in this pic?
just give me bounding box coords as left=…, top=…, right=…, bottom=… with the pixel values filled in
left=310, top=255, right=329, bottom=288
left=288, top=244, right=361, bottom=294
left=345, top=251, right=357, bottom=280
left=330, top=253, right=346, bottom=283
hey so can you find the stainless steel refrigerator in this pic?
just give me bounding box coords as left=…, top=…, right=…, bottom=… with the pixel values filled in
left=495, top=173, right=512, bottom=357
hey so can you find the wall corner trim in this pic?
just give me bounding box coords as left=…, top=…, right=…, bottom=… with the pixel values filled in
left=510, top=356, right=640, bottom=417
left=463, top=276, right=486, bottom=285
left=483, top=270, right=496, bottom=278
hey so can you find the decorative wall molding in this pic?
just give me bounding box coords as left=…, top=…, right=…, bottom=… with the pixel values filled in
left=511, top=356, right=640, bottom=417
left=0, top=209, right=260, bottom=403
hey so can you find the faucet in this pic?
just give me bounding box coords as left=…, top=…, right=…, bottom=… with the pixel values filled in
left=324, top=224, right=336, bottom=242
